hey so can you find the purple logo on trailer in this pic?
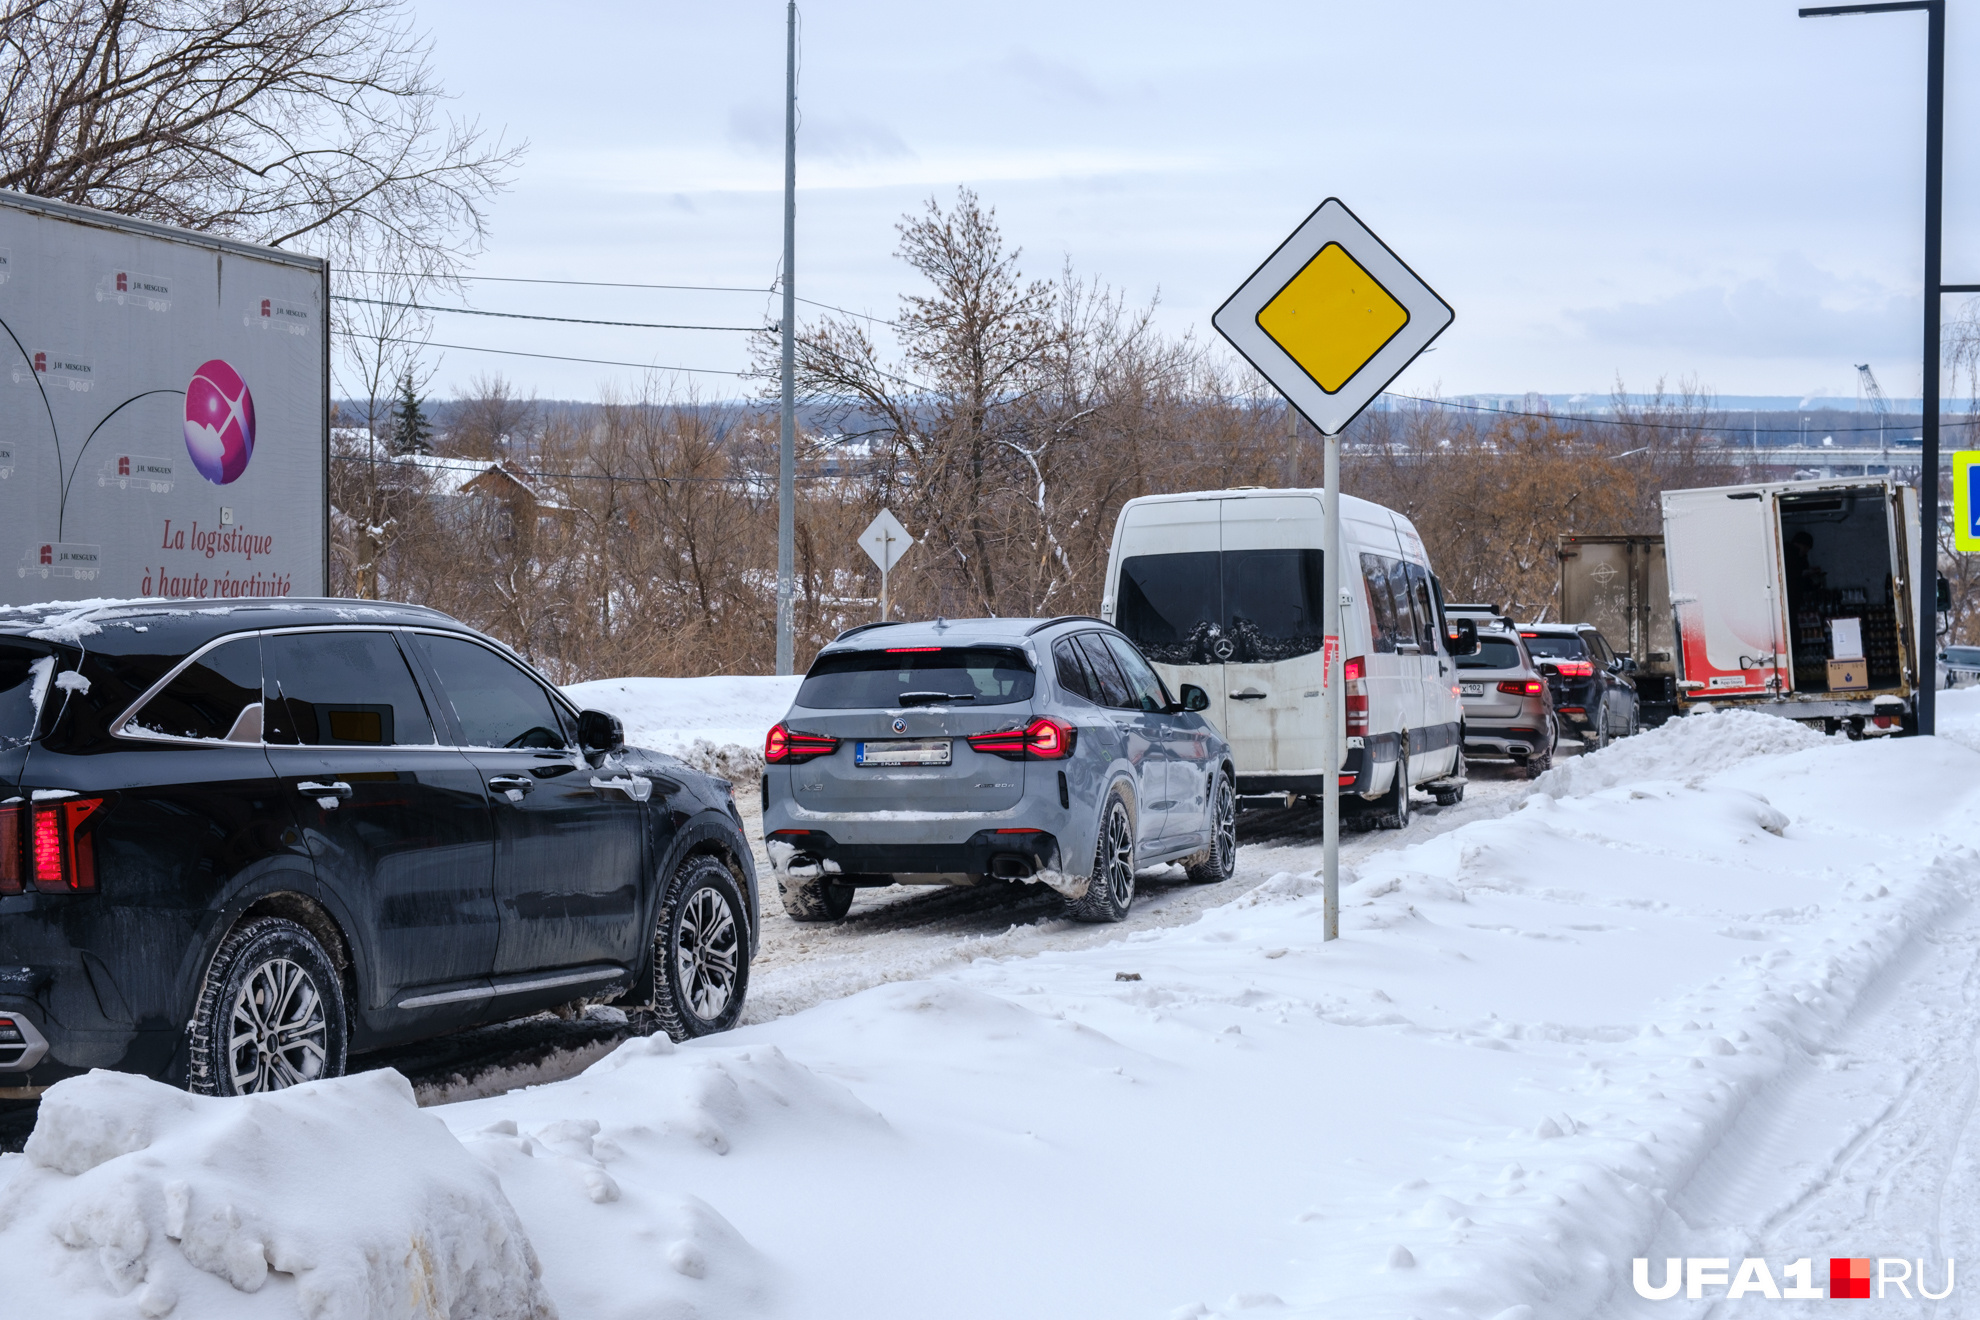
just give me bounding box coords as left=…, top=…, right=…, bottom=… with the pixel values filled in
left=182, top=359, right=256, bottom=485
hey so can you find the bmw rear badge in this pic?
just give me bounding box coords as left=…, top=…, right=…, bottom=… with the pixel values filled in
left=892, top=717, right=908, bottom=733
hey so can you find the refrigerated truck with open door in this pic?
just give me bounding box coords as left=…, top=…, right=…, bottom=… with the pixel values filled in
left=1660, top=476, right=1921, bottom=735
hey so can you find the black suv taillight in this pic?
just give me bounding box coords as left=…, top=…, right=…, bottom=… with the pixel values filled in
left=0, top=798, right=104, bottom=894
left=966, top=717, right=1077, bottom=761
left=764, top=723, right=839, bottom=764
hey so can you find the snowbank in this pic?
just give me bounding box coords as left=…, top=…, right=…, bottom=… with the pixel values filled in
left=0, top=1068, right=551, bottom=1319
left=561, top=674, right=801, bottom=780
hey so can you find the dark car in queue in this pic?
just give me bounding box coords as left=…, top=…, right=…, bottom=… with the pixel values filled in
left=1518, top=622, right=1640, bottom=748
left=0, top=598, right=757, bottom=1097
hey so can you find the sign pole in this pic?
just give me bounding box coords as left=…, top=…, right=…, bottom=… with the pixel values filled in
left=880, top=533, right=891, bottom=622
left=1321, top=428, right=1341, bottom=941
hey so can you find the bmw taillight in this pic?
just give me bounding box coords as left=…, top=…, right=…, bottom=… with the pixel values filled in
left=1344, top=657, right=1370, bottom=738
left=764, top=724, right=839, bottom=764
left=967, top=717, right=1077, bottom=761
left=0, top=798, right=103, bottom=894
left=1498, top=680, right=1544, bottom=696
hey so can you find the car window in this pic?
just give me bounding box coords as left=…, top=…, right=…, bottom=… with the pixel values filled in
left=1454, top=637, right=1525, bottom=671
left=1582, top=631, right=1613, bottom=665
left=263, top=631, right=436, bottom=747
left=1522, top=634, right=1588, bottom=661
left=1073, top=633, right=1135, bottom=709
left=1404, top=562, right=1439, bottom=652
left=1948, top=647, right=1980, bottom=665
left=412, top=633, right=572, bottom=749
left=124, top=636, right=263, bottom=742
left=1103, top=634, right=1170, bottom=712
left=0, top=642, right=54, bottom=750
left=796, top=646, right=1036, bottom=709
left=1116, top=548, right=1326, bottom=664
left=1052, top=637, right=1096, bottom=702
left=1360, top=553, right=1401, bottom=654
left=1116, top=551, right=1220, bottom=663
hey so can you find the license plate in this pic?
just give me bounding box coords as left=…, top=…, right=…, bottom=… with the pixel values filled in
left=1460, top=682, right=1486, bottom=696
left=855, top=739, right=952, bottom=767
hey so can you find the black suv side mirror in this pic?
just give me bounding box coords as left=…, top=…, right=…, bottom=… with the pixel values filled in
left=578, top=708, right=625, bottom=753
left=1938, top=575, right=1953, bottom=615
left=1179, top=683, right=1210, bottom=713
left=1445, top=617, right=1479, bottom=656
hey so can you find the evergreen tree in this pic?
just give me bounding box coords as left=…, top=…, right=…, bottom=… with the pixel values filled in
left=390, top=371, right=434, bottom=457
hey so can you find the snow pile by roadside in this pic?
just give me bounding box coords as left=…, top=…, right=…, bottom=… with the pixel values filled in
left=1533, top=705, right=1825, bottom=798
left=1935, top=683, right=1980, bottom=752
left=0, top=1068, right=551, bottom=1319
left=434, top=712, right=1979, bottom=1319
left=561, top=674, right=801, bottom=780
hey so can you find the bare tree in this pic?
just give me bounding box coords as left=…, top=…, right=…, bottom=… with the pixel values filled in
left=0, top=0, right=521, bottom=269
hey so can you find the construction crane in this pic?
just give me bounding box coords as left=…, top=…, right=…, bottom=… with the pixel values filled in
left=1856, top=363, right=1889, bottom=453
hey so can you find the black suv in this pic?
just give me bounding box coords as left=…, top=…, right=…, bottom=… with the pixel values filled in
left=0, top=599, right=756, bottom=1097
left=1518, top=622, right=1640, bottom=748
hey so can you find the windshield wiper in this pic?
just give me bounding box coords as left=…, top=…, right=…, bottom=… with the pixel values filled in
left=897, top=691, right=976, bottom=707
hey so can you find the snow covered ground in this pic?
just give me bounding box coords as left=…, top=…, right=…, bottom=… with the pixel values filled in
left=561, top=675, right=799, bottom=781
left=8, top=699, right=1980, bottom=1318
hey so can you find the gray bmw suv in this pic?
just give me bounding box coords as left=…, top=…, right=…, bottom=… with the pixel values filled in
left=761, top=617, right=1236, bottom=923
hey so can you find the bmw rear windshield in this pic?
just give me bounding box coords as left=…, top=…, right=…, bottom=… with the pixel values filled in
left=797, top=646, right=1035, bottom=708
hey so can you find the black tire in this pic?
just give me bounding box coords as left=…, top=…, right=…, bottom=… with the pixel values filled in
left=1432, top=751, right=1466, bottom=806
left=652, top=854, right=751, bottom=1041
left=1376, top=747, right=1411, bottom=830
left=777, top=874, right=854, bottom=921
left=188, top=917, right=347, bottom=1096
left=1068, top=788, right=1136, bottom=922
left=1183, top=769, right=1237, bottom=884
left=1590, top=701, right=1613, bottom=750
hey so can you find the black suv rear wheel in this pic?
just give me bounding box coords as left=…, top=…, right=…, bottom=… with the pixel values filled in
left=189, top=917, right=348, bottom=1096
left=652, top=855, right=751, bottom=1041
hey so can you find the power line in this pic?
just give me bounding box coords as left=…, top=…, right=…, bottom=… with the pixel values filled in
left=333, top=293, right=762, bottom=333
left=364, top=334, right=752, bottom=376
left=340, top=268, right=774, bottom=294
left=327, top=451, right=834, bottom=486
left=1379, top=390, right=1943, bottom=437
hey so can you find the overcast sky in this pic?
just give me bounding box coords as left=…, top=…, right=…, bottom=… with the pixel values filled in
left=395, top=1, right=1980, bottom=407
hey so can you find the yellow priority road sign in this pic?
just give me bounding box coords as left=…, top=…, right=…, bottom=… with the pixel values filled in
left=1956, top=451, right=1980, bottom=552
left=1213, top=198, right=1454, bottom=435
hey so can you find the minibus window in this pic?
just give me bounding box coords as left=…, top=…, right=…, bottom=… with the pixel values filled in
left=1117, top=552, right=1219, bottom=663
left=1361, top=553, right=1403, bottom=654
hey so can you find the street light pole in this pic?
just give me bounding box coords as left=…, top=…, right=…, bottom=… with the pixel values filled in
left=776, top=0, right=798, bottom=677
left=1800, top=0, right=1945, bottom=735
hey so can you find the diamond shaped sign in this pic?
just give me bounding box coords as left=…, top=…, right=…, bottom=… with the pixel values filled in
left=1213, top=198, right=1454, bottom=435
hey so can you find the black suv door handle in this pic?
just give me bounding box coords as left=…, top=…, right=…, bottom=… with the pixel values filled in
left=296, top=780, right=352, bottom=809
left=487, top=775, right=534, bottom=800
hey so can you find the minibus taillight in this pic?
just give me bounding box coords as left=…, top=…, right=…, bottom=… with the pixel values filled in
left=0, top=798, right=103, bottom=894
left=1343, top=657, right=1369, bottom=738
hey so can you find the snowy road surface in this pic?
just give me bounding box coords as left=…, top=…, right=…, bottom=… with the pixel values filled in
left=8, top=701, right=1980, bottom=1320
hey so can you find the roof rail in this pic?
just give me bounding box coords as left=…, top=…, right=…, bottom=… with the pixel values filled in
left=830, top=620, right=909, bottom=643
left=1024, top=615, right=1111, bottom=636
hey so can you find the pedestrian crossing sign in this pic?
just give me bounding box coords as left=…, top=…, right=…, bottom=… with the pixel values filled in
left=1957, top=451, right=1980, bottom=552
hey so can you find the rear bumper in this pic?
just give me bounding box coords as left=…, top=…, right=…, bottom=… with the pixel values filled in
left=764, top=827, right=1063, bottom=884
left=1464, top=724, right=1549, bottom=760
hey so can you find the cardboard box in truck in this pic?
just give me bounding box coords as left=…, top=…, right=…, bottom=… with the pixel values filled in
left=1557, top=533, right=1677, bottom=725
left=1660, top=476, right=1920, bottom=734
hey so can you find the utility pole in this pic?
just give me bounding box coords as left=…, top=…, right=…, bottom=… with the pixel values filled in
left=776, top=0, right=798, bottom=676
left=1802, top=0, right=1949, bottom=736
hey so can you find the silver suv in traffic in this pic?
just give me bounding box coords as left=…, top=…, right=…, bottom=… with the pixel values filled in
left=1447, top=605, right=1559, bottom=778
left=761, top=617, right=1236, bottom=923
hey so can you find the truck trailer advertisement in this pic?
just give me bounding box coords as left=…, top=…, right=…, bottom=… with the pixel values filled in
left=0, top=192, right=327, bottom=607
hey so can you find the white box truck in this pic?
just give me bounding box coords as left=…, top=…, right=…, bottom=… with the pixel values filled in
left=0, top=192, right=327, bottom=606
left=1661, top=475, right=1922, bottom=734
